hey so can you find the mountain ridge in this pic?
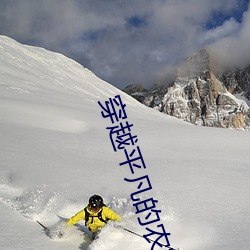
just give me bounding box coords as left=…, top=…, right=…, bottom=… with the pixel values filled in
left=123, top=49, right=250, bottom=130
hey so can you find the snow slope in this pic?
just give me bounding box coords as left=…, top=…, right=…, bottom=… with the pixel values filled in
left=0, top=35, right=250, bottom=250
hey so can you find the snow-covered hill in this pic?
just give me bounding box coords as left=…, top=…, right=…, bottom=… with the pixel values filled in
left=0, top=36, right=250, bottom=250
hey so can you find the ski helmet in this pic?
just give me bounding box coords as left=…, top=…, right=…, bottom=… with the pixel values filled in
left=89, top=195, right=104, bottom=211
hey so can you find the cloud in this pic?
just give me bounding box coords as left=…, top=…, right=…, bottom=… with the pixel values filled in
left=0, top=0, right=249, bottom=89
left=209, top=4, right=250, bottom=69
left=200, top=18, right=240, bottom=45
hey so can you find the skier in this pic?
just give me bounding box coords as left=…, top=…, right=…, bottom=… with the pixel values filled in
left=66, top=194, right=121, bottom=239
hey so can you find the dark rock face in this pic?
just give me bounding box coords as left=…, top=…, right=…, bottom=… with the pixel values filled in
left=218, top=66, right=250, bottom=99
left=123, top=84, right=147, bottom=103
left=123, top=49, right=250, bottom=130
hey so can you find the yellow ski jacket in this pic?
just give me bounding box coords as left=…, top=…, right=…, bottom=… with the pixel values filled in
left=67, top=206, right=121, bottom=233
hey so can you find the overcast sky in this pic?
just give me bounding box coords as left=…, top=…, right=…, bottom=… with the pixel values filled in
left=0, top=0, right=249, bottom=89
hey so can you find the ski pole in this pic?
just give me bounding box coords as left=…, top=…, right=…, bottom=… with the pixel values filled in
left=122, top=227, right=180, bottom=250
left=37, top=220, right=47, bottom=230
left=37, top=220, right=64, bottom=238
left=37, top=220, right=50, bottom=233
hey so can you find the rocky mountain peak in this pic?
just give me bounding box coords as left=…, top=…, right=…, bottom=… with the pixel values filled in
left=123, top=49, right=250, bottom=130
left=177, top=48, right=210, bottom=78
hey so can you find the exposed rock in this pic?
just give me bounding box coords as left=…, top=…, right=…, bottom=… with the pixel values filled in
left=123, top=84, right=147, bottom=103
left=217, top=66, right=250, bottom=99
left=123, top=49, right=250, bottom=130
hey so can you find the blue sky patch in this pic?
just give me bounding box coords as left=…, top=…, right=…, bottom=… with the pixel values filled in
left=206, top=0, right=249, bottom=29
left=126, top=15, right=148, bottom=28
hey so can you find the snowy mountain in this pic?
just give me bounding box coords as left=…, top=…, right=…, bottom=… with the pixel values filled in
left=124, top=49, right=250, bottom=130
left=0, top=36, right=250, bottom=250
